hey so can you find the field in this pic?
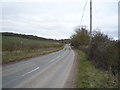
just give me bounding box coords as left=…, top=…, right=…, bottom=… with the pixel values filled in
left=2, top=36, right=62, bottom=51
left=2, top=36, right=63, bottom=64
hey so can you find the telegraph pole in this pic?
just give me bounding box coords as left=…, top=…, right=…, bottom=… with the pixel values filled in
left=89, top=0, right=92, bottom=55
left=90, top=0, right=92, bottom=39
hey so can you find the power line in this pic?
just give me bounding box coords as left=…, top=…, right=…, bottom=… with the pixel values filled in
left=80, top=0, right=88, bottom=25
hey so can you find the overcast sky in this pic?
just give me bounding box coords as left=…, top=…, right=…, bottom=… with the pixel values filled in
left=0, top=0, right=119, bottom=39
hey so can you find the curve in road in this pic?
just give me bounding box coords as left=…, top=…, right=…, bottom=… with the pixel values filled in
left=2, top=44, right=75, bottom=88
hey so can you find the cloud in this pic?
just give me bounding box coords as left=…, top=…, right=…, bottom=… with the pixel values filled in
left=1, top=0, right=118, bottom=39
left=1, top=0, right=119, bottom=3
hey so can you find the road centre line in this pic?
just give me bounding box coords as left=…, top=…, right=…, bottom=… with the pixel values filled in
left=50, top=56, right=61, bottom=63
left=22, top=67, right=40, bottom=77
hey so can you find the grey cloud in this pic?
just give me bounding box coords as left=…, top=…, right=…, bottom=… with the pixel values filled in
left=1, top=1, right=118, bottom=39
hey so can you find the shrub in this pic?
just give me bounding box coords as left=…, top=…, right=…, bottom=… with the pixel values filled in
left=71, top=28, right=119, bottom=77
left=71, top=26, right=90, bottom=48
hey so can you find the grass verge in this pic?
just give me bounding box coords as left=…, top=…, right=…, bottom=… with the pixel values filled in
left=76, top=50, right=118, bottom=88
left=2, top=47, right=63, bottom=65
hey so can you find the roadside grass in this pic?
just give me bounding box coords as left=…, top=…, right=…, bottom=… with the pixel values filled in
left=2, top=47, right=63, bottom=64
left=76, top=50, right=118, bottom=88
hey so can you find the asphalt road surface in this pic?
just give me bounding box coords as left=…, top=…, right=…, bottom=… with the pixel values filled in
left=2, top=44, right=75, bottom=88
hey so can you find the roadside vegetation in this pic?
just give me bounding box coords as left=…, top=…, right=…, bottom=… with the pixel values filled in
left=2, top=35, right=63, bottom=64
left=76, top=50, right=118, bottom=88
left=71, top=26, right=119, bottom=88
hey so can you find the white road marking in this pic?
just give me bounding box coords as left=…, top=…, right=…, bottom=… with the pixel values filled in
left=22, top=67, right=40, bottom=77
left=3, top=67, right=40, bottom=87
left=3, top=55, right=62, bottom=87
left=50, top=56, right=60, bottom=63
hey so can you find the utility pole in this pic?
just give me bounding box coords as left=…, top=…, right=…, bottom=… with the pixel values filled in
left=90, top=0, right=92, bottom=40
left=89, top=0, right=92, bottom=55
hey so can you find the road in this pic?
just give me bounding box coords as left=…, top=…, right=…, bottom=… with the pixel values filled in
left=2, top=44, right=75, bottom=88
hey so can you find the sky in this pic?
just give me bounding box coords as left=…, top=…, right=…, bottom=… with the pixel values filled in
left=0, top=0, right=119, bottom=39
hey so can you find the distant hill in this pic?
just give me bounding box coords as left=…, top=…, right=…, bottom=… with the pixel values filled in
left=1, top=32, right=71, bottom=44
left=1, top=32, right=55, bottom=41
left=1, top=32, right=70, bottom=43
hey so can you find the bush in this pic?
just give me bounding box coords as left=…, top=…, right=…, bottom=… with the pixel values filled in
left=71, top=27, right=90, bottom=48
left=89, top=32, right=118, bottom=72
left=71, top=28, right=119, bottom=79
